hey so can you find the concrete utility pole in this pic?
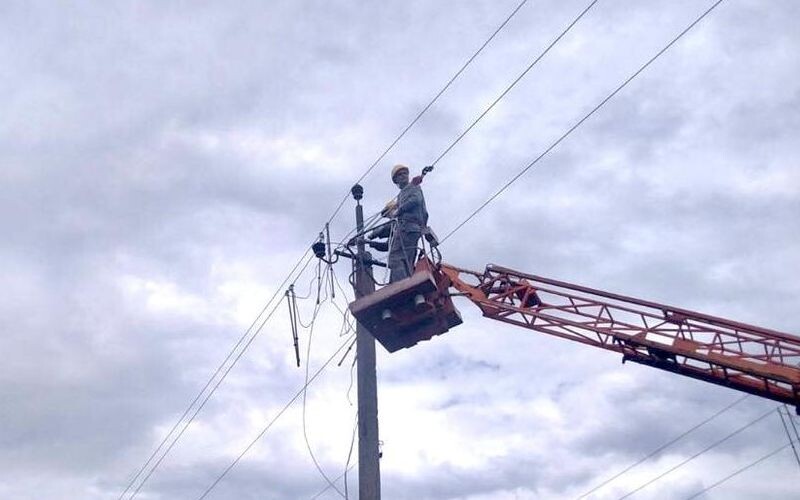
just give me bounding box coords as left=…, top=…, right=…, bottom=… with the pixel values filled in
left=351, top=184, right=381, bottom=499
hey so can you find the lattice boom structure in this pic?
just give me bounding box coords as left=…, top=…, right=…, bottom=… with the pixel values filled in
left=442, top=263, right=800, bottom=411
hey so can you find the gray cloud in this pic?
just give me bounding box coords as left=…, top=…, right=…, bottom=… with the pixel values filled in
left=1, top=0, right=798, bottom=499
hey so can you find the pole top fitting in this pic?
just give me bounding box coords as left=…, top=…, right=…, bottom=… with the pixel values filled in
left=351, top=184, right=364, bottom=201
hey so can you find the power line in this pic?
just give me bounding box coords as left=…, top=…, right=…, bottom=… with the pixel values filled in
left=125, top=6, right=494, bottom=483
left=684, top=440, right=796, bottom=500
left=784, top=405, right=800, bottom=443
left=122, top=0, right=522, bottom=485
left=196, top=262, right=357, bottom=499
left=577, top=394, right=749, bottom=499
left=125, top=0, right=725, bottom=495
left=120, top=249, right=316, bottom=499
left=196, top=332, right=357, bottom=500
left=430, top=0, right=600, bottom=167
left=136, top=1, right=535, bottom=488
left=616, top=406, right=776, bottom=500
left=128, top=254, right=319, bottom=499
left=325, top=0, right=531, bottom=226
left=778, top=406, right=800, bottom=470
left=441, top=0, right=726, bottom=244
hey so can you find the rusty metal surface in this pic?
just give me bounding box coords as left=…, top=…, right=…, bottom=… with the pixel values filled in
left=441, top=263, right=800, bottom=410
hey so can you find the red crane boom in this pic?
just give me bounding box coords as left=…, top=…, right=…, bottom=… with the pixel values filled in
left=440, top=262, right=800, bottom=411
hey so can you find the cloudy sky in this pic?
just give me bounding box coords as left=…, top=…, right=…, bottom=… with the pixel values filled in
left=2, top=0, right=799, bottom=499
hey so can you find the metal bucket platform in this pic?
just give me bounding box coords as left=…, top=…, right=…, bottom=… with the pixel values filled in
left=349, top=264, right=462, bottom=352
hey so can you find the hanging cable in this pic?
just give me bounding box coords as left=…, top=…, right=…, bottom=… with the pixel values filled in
left=122, top=250, right=317, bottom=499
left=577, top=394, right=749, bottom=498
left=325, top=0, right=532, bottom=227
left=344, top=415, right=358, bottom=499
left=294, top=268, right=323, bottom=300
left=303, top=298, right=345, bottom=498
left=429, top=0, right=599, bottom=167
left=683, top=440, right=797, bottom=500
left=196, top=332, right=357, bottom=500
left=441, top=0, right=726, bottom=244
left=616, top=406, right=776, bottom=500
left=301, top=270, right=347, bottom=498
left=346, top=353, right=357, bottom=407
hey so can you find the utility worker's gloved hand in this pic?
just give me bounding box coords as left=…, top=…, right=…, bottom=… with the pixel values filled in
left=380, top=199, right=398, bottom=218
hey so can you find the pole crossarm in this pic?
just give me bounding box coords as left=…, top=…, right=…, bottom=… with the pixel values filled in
left=441, top=263, right=800, bottom=411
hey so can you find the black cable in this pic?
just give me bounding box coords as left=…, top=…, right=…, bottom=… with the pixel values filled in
left=577, top=394, right=749, bottom=499
left=121, top=249, right=315, bottom=499
left=785, top=405, right=800, bottom=443
left=778, top=406, right=800, bottom=469
left=683, top=440, right=796, bottom=500
left=430, top=0, right=599, bottom=167
left=302, top=297, right=346, bottom=498
left=344, top=415, right=358, bottom=499
left=616, top=406, right=776, bottom=500
left=129, top=257, right=319, bottom=499
left=441, top=0, right=726, bottom=245
left=196, top=332, right=357, bottom=500
left=325, top=0, right=531, bottom=227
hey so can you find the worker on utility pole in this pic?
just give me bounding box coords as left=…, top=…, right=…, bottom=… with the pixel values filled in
left=370, top=164, right=429, bottom=283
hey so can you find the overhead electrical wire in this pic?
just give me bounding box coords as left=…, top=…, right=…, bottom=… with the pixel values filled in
left=325, top=0, right=531, bottom=226
left=123, top=2, right=535, bottom=495
left=777, top=406, right=800, bottom=469
left=683, top=440, right=797, bottom=500
left=120, top=248, right=316, bottom=499
left=429, top=0, right=600, bottom=168
left=196, top=332, right=357, bottom=500
left=197, top=267, right=359, bottom=499
left=783, top=405, right=800, bottom=446
left=123, top=212, right=368, bottom=497
left=441, top=0, right=726, bottom=244
left=127, top=254, right=320, bottom=500
left=193, top=1, right=726, bottom=494
left=577, top=394, right=750, bottom=499
left=126, top=0, right=730, bottom=496
left=616, top=406, right=776, bottom=500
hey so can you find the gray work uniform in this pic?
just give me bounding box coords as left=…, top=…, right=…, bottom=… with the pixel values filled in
left=388, top=183, right=428, bottom=283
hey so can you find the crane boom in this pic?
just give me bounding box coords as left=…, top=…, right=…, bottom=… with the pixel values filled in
left=441, top=262, right=800, bottom=411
